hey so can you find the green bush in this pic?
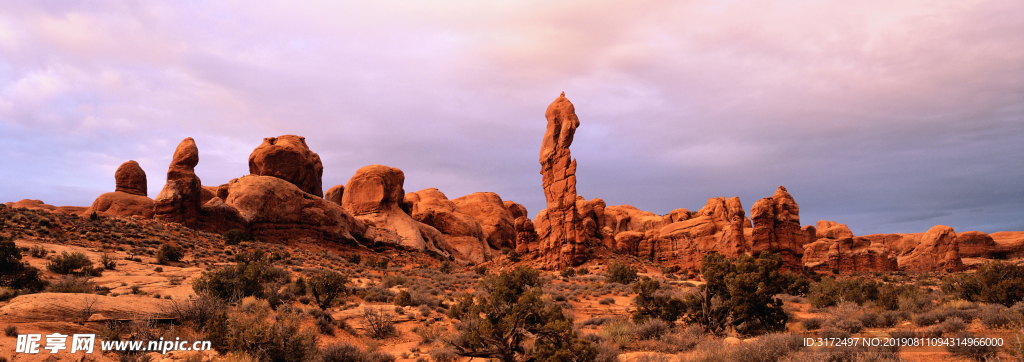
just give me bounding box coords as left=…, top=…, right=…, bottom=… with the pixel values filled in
left=605, top=262, right=638, bottom=284
left=394, top=290, right=412, bottom=307
left=205, top=305, right=318, bottom=362
left=157, top=243, right=185, bottom=264
left=100, top=253, right=117, bottom=270
left=507, top=250, right=521, bottom=263
left=561, top=267, right=577, bottom=278
left=223, top=229, right=245, bottom=246
left=192, top=252, right=288, bottom=302
left=631, top=277, right=685, bottom=323
left=0, top=239, right=47, bottom=291
left=808, top=276, right=881, bottom=308
left=307, top=270, right=348, bottom=310
left=46, top=251, right=93, bottom=275
left=942, top=261, right=1024, bottom=306
left=448, top=266, right=597, bottom=362
left=682, top=253, right=792, bottom=336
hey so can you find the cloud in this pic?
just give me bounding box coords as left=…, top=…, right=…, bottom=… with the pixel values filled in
left=0, top=0, right=1021, bottom=235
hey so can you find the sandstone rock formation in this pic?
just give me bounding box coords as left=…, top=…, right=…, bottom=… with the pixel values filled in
left=453, top=192, right=515, bottom=250
left=651, top=197, right=748, bottom=270
left=816, top=220, right=854, bottom=240
left=325, top=184, right=344, bottom=204
left=224, top=175, right=365, bottom=243
left=4, top=199, right=87, bottom=214
left=802, top=222, right=898, bottom=273
left=406, top=188, right=489, bottom=263
left=534, top=92, right=586, bottom=268
left=342, top=165, right=449, bottom=255
left=114, top=160, right=148, bottom=196
left=514, top=216, right=538, bottom=256
left=86, top=160, right=156, bottom=218
left=504, top=201, right=528, bottom=220
left=956, top=231, right=998, bottom=258
left=154, top=138, right=203, bottom=227
left=248, top=135, right=324, bottom=197
left=750, top=186, right=804, bottom=271
left=898, top=225, right=964, bottom=272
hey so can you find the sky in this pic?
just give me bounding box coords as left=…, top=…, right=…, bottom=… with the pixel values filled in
left=0, top=1, right=1021, bottom=236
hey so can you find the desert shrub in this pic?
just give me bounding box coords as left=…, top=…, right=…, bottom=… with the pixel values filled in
left=429, top=347, right=458, bottom=362
left=205, top=306, right=318, bottom=362
left=308, top=308, right=334, bottom=335
left=346, top=253, right=361, bottom=265
left=832, top=319, right=864, bottom=334
left=682, top=252, right=793, bottom=336
left=382, top=275, right=408, bottom=288
left=29, top=245, right=47, bottom=258
left=474, top=264, right=487, bottom=275
left=362, top=307, right=396, bottom=339
left=101, top=253, right=117, bottom=270
left=223, top=229, right=245, bottom=246
left=394, top=290, right=412, bottom=307
left=561, top=267, right=577, bottom=278
left=899, top=290, right=937, bottom=313
left=506, top=250, right=521, bottom=262
left=580, top=316, right=614, bottom=327
left=439, top=261, right=454, bottom=274
left=0, top=239, right=47, bottom=292
left=800, top=317, right=824, bottom=330
left=578, top=267, right=590, bottom=275
left=47, top=276, right=94, bottom=293
left=946, top=331, right=999, bottom=361
left=730, top=333, right=804, bottom=362
left=943, top=261, right=1024, bottom=306
left=979, top=303, right=1013, bottom=328
left=600, top=319, right=634, bottom=346
left=913, top=310, right=946, bottom=327
left=808, top=276, right=881, bottom=308
left=4, top=325, right=17, bottom=337
left=0, top=287, right=15, bottom=301
left=46, top=251, right=93, bottom=274
left=192, top=251, right=288, bottom=302
left=157, top=244, right=185, bottom=264
left=687, top=338, right=731, bottom=362
left=937, top=317, right=966, bottom=334
left=880, top=311, right=908, bottom=328
left=171, top=293, right=226, bottom=328
left=598, top=297, right=615, bottom=305
left=593, top=341, right=620, bottom=362
left=363, top=285, right=395, bottom=303
left=605, top=262, right=638, bottom=284
left=631, top=277, right=685, bottom=323
left=634, top=318, right=670, bottom=340
left=308, top=270, right=348, bottom=310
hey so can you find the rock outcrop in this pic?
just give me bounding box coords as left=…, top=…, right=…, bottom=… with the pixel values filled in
left=406, top=188, right=489, bottom=264
left=342, top=165, right=449, bottom=255
left=898, top=225, right=964, bottom=272
left=224, top=175, right=364, bottom=243
left=453, top=192, right=515, bottom=250
left=802, top=222, right=898, bottom=273
left=649, top=197, right=748, bottom=270
left=248, top=135, right=324, bottom=197
left=325, top=185, right=344, bottom=205
left=956, top=231, right=997, bottom=258
left=4, top=199, right=87, bottom=214
left=750, top=186, right=804, bottom=271
left=535, top=92, right=586, bottom=268
left=114, top=160, right=148, bottom=196
left=154, top=138, right=203, bottom=227
left=85, top=160, right=156, bottom=218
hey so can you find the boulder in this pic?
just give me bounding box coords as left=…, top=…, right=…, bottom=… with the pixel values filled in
left=504, top=201, right=528, bottom=220
left=325, top=185, right=344, bottom=205
left=898, top=225, right=964, bottom=272
left=248, top=135, right=324, bottom=197
left=956, top=231, right=997, bottom=258
left=225, top=175, right=366, bottom=244
left=406, top=188, right=488, bottom=263
left=342, top=165, right=448, bottom=255
left=88, top=192, right=155, bottom=219
left=535, top=92, right=586, bottom=268
left=114, top=160, right=148, bottom=196
left=154, top=138, right=203, bottom=227
left=816, top=220, right=854, bottom=240
left=750, top=186, right=804, bottom=271
left=453, top=192, right=515, bottom=250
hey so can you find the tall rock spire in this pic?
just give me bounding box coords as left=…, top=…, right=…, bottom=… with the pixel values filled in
left=536, top=92, right=584, bottom=268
